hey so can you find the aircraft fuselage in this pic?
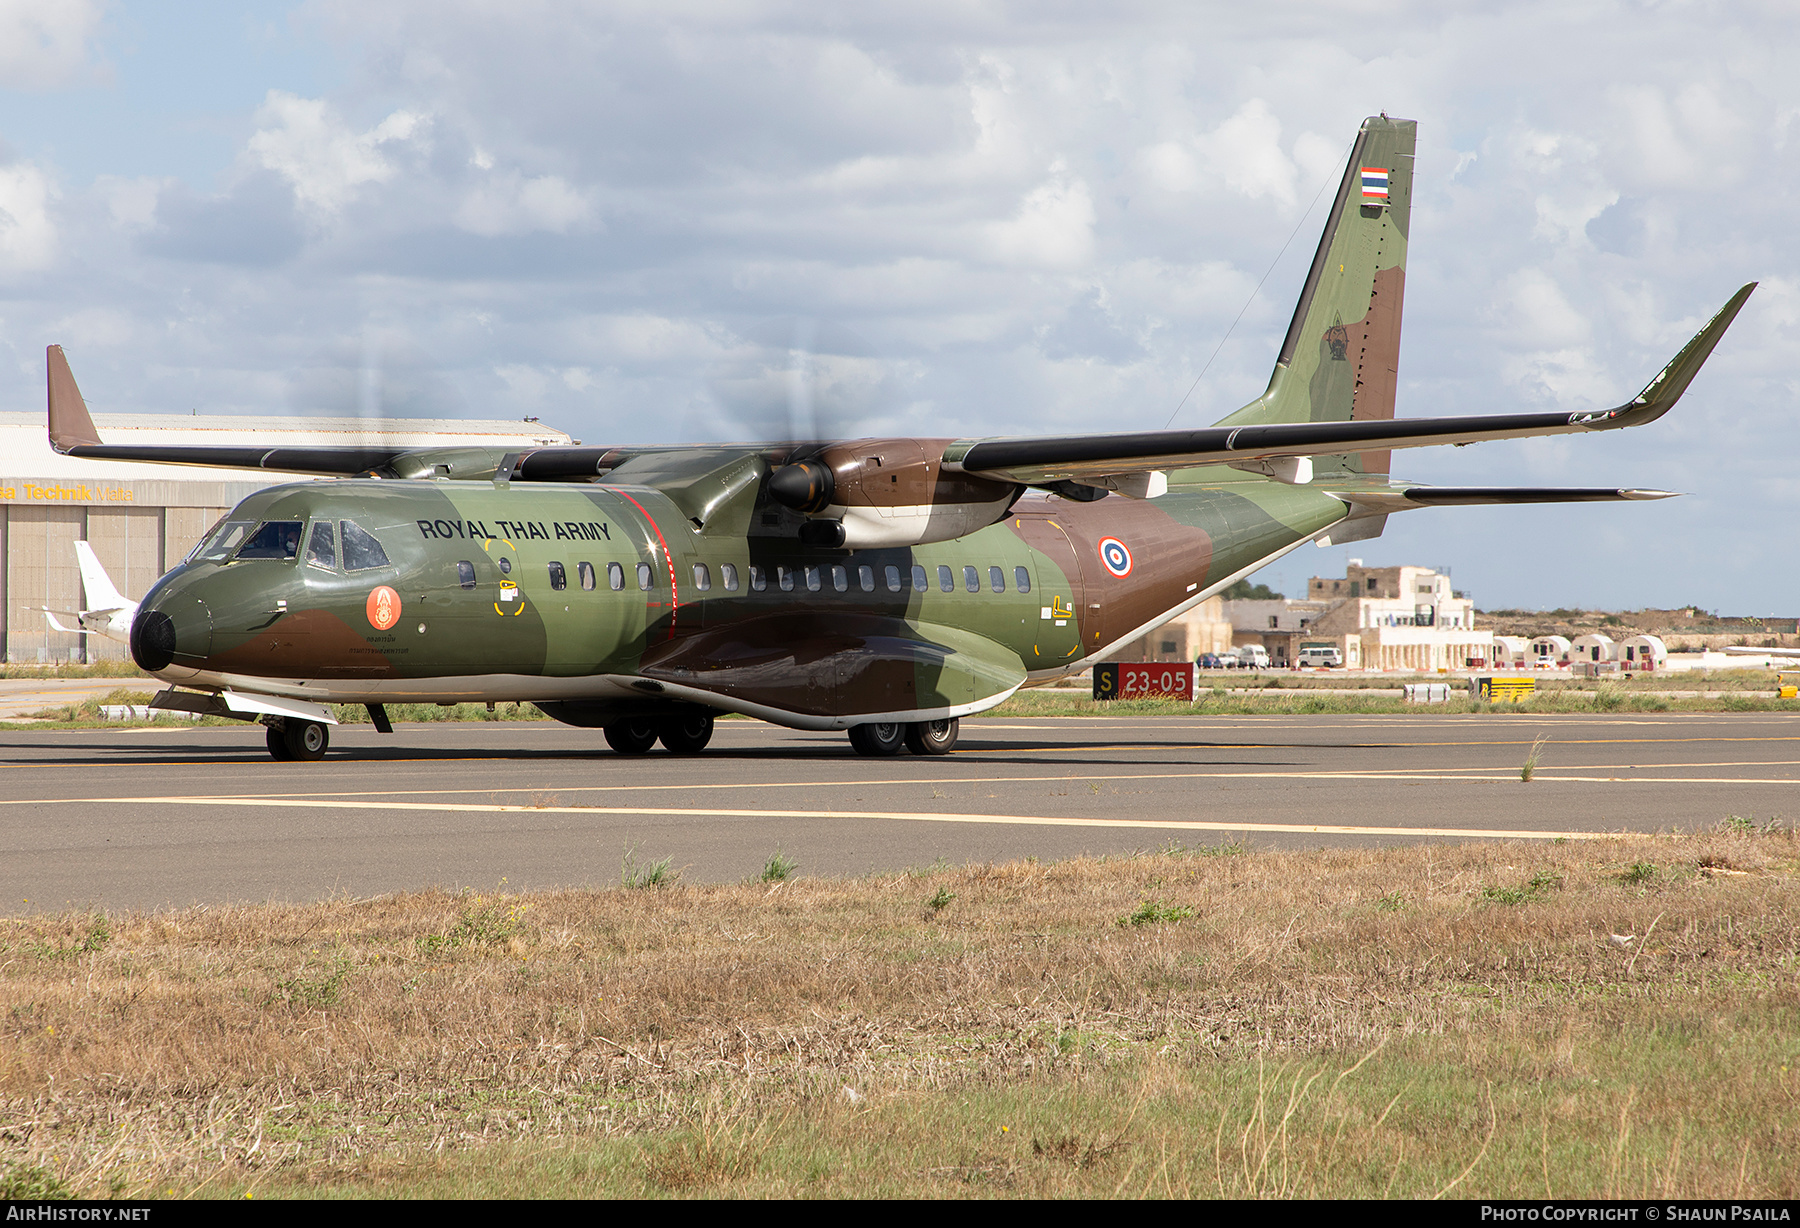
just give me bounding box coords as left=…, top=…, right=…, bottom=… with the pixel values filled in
left=130, top=474, right=1346, bottom=728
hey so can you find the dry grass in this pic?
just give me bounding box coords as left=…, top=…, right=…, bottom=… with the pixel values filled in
left=2, top=827, right=1797, bottom=1198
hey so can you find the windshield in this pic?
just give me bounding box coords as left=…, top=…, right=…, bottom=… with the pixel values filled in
left=236, top=521, right=304, bottom=560
left=189, top=519, right=254, bottom=563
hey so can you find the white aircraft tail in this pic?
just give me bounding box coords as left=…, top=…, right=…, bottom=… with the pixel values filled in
left=74, top=540, right=130, bottom=612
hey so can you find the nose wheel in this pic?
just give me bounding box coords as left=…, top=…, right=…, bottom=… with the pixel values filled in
left=265, top=718, right=329, bottom=762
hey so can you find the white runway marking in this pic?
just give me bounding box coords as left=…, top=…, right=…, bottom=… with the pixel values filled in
left=9, top=792, right=1618, bottom=841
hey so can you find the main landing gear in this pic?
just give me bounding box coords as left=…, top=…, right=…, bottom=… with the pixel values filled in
left=604, top=713, right=716, bottom=755
left=848, top=718, right=958, bottom=757
left=264, top=717, right=330, bottom=762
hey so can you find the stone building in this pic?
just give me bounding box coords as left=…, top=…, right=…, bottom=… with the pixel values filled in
left=1224, top=561, right=1495, bottom=671
left=1111, top=596, right=1233, bottom=663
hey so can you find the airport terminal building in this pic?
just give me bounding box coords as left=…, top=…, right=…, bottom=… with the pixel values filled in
left=0, top=412, right=572, bottom=664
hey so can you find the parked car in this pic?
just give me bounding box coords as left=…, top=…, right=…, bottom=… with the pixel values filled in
left=1197, top=653, right=1226, bottom=669
left=1297, top=646, right=1344, bottom=668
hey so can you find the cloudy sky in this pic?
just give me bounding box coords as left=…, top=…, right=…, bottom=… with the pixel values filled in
left=0, top=0, right=1792, bottom=612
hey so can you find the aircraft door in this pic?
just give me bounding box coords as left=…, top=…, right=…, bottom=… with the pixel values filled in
left=1010, top=515, right=1087, bottom=666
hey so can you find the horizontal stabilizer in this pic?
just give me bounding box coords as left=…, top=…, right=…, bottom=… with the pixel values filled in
left=1340, top=486, right=1679, bottom=513
left=38, top=609, right=91, bottom=635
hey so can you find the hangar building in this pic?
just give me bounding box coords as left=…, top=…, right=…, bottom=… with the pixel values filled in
left=1, top=411, right=573, bottom=664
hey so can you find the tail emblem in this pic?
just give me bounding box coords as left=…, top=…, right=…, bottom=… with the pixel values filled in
left=1360, top=166, right=1389, bottom=205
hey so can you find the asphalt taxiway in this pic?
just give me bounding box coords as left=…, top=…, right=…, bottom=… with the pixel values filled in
left=3, top=712, right=1795, bottom=912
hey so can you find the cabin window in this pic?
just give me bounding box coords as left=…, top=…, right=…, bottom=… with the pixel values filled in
left=831, top=565, right=848, bottom=592
left=578, top=562, right=595, bottom=591
left=805, top=566, right=822, bottom=592
left=938, top=565, right=954, bottom=592
left=457, top=560, right=477, bottom=590
left=637, top=562, right=653, bottom=591
left=964, top=565, right=980, bottom=593
left=720, top=563, right=739, bottom=591
left=238, top=521, right=304, bottom=560
left=912, top=565, right=928, bottom=593
left=859, top=565, right=875, bottom=592
left=693, top=563, right=712, bottom=591
left=607, top=562, right=624, bottom=591
left=778, top=566, right=795, bottom=592
left=885, top=565, right=902, bottom=592
left=989, top=566, right=1005, bottom=593
left=497, top=556, right=512, bottom=574
left=306, top=522, right=337, bottom=570
left=750, top=565, right=768, bottom=592
left=548, top=561, right=567, bottom=591
left=1014, top=566, right=1031, bottom=593
left=340, top=521, right=391, bottom=571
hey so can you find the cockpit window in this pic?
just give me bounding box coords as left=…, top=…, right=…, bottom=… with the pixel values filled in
left=236, top=521, right=304, bottom=560
left=191, top=519, right=254, bottom=562
left=306, top=522, right=337, bottom=570
left=340, top=520, right=392, bottom=571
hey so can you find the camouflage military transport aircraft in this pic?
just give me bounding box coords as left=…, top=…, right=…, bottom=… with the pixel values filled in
left=46, top=116, right=1755, bottom=761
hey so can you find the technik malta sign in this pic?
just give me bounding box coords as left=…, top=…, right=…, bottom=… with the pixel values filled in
left=1, top=480, right=138, bottom=504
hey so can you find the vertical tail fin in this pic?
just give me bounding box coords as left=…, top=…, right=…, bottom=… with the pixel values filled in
left=74, top=540, right=130, bottom=612
left=47, top=345, right=103, bottom=451
left=1217, top=115, right=1416, bottom=476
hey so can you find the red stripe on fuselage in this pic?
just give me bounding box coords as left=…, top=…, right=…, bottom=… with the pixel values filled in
left=610, top=487, right=680, bottom=639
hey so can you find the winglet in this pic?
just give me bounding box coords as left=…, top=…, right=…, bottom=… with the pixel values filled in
left=47, top=345, right=103, bottom=452
left=1592, top=283, right=1756, bottom=430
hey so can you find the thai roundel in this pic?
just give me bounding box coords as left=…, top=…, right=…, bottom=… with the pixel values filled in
left=1097, top=536, right=1133, bottom=578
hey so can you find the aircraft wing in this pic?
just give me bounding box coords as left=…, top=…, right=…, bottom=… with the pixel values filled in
left=943, top=283, right=1754, bottom=485
left=47, top=282, right=1752, bottom=488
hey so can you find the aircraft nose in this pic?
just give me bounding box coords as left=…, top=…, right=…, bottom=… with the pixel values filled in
left=130, top=593, right=212, bottom=671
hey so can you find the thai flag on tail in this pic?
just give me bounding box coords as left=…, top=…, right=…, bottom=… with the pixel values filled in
left=1360, top=167, right=1389, bottom=205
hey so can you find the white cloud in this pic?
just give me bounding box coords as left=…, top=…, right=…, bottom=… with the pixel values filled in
left=246, top=92, right=428, bottom=213
left=987, top=161, right=1094, bottom=268
left=0, top=0, right=104, bottom=90
left=454, top=171, right=594, bottom=236
left=1139, top=99, right=1302, bottom=205
left=0, top=161, right=56, bottom=270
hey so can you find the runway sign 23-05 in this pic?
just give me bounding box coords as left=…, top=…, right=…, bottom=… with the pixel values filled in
left=1093, top=662, right=1195, bottom=701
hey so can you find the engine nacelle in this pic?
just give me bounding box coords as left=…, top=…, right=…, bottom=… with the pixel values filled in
left=766, top=439, right=1019, bottom=549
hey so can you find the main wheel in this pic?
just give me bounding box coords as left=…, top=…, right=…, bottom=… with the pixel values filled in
left=283, top=719, right=329, bottom=762
left=848, top=722, right=905, bottom=756
left=604, top=718, right=659, bottom=755
left=658, top=713, right=715, bottom=754
left=903, top=717, right=959, bottom=756
left=266, top=723, right=293, bottom=761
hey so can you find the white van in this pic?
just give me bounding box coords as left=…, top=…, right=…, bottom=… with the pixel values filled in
left=1237, top=645, right=1270, bottom=670
left=1297, top=646, right=1343, bottom=669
